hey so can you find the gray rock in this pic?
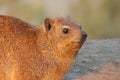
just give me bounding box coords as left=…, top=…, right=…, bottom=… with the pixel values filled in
left=63, top=39, right=120, bottom=80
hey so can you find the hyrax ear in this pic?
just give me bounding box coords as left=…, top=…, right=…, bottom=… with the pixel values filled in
left=44, top=18, right=53, bottom=32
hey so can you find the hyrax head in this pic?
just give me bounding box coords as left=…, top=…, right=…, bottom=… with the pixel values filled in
left=43, top=17, right=87, bottom=55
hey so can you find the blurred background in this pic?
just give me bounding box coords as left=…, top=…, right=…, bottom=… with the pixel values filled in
left=0, top=0, right=120, bottom=40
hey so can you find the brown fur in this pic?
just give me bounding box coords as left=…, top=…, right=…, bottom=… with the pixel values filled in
left=0, top=15, right=87, bottom=80
left=78, top=61, right=120, bottom=80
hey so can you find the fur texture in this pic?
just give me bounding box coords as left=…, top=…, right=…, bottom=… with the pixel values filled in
left=0, top=15, right=87, bottom=80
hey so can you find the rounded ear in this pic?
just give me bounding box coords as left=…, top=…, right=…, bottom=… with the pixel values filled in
left=44, top=18, right=53, bottom=32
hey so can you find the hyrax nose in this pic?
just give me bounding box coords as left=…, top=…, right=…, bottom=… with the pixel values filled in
left=82, top=32, right=87, bottom=37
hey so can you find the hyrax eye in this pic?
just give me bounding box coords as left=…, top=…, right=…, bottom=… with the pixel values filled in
left=63, top=28, right=69, bottom=34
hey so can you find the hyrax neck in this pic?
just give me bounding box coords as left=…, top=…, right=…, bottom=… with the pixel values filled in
left=36, top=27, right=75, bottom=80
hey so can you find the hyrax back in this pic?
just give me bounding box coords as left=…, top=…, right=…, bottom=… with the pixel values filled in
left=0, top=15, right=87, bottom=80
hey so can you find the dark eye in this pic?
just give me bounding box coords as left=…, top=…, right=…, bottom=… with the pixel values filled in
left=63, top=28, right=69, bottom=34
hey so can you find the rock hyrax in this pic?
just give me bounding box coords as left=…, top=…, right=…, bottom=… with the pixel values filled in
left=0, top=15, right=87, bottom=80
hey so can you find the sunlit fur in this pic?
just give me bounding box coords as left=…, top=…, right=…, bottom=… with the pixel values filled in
left=0, top=15, right=87, bottom=80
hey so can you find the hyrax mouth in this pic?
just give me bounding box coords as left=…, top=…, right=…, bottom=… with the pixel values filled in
left=72, top=38, right=81, bottom=43
left=72, top=36, right=87, bottom=43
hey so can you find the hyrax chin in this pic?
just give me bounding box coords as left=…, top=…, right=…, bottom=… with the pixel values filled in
left=0, top=15, right=87, bottom=80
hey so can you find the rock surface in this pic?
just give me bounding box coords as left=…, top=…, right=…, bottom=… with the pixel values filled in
left=63, top=39, right=120, bottom=80
left=77, top=61, right=120, bottom=80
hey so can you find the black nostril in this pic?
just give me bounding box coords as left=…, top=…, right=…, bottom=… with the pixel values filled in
left=82, top=32, right=87, bottom=37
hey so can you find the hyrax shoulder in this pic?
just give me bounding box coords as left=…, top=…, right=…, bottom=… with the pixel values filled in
left=0, top=15, right=87, bottom=80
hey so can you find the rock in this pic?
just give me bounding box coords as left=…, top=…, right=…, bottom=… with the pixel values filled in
left=63, top=39, right=120, bottom=80
left=78, top=61, right=120, bottom=80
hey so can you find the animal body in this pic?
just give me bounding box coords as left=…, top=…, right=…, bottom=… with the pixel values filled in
left=0, top=15, right=87, bottom=80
